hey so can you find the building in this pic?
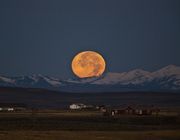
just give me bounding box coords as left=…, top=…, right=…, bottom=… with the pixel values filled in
left=0, top=103, right=27, bottom=112
left=69, top=103, right=87, bottom=110
left=109, top=106, right=159, bottom=116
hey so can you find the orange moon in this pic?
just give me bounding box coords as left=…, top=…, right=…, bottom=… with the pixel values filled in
left=71, top=51, right=106, bottom=78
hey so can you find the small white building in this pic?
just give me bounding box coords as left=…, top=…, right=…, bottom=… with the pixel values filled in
left=0, top=103, right=27, bottom=112
left=69, top=103, right=86, bottom=110
left=0, top=107, right=14, bottom=112
left=7, top=108, right=14, bottom=111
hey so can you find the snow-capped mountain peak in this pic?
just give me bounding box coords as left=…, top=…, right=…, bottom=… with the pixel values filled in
left=93, top=65, right=180, bottom=88
left=152, top=65, right=180, bottom=77
left=0, top=65, right=180, bottom=92
left=93, top=69, right=151, bottom=85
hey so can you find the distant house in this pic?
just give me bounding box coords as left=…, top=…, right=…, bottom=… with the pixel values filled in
left=69, top=103, right=87, bottom=110
left=109, top=106, right=159, bottom=116
left=69, top=103, right=94, bottom=110
left=0, top=103, right=27, bottom=112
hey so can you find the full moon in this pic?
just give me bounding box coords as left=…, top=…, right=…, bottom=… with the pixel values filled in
left=72, top=51, right=106, bottom=78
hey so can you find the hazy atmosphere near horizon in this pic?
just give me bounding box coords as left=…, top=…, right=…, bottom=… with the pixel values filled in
left=0, top=0, right=180, bottom=79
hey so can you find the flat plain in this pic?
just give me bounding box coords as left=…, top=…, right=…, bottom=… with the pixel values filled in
left=0, top=110, right=180, bottom=140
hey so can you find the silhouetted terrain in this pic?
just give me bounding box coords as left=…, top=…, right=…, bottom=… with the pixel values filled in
left=0, top=87, right=180, bottom=109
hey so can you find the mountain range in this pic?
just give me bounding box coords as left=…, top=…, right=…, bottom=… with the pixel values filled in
left=0, top=65, right=180, bottom=92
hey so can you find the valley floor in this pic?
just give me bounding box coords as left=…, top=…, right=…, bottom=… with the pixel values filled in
left=0, top=130, right=180, bottom=140
left=0, top=110, right=180, bottom=140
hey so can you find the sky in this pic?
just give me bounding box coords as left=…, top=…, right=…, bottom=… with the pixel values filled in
left=0, top=0, right=180, bottom=79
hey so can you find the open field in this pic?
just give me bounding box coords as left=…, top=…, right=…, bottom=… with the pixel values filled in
left=0, top=130, right=180, bottom=140
left=0, top=110, right=180, bottom=131
left=0, top=110, right=180, bottom=139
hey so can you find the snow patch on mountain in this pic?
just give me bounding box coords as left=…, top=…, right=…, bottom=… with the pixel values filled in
left=92, top=72, right=126, bottom=85
left=41, top=76, right=62, bottom=87
left=152, top=65, right=180, bottom=78
left=0, top=76, right=15, bottom=84
left=93, top=69, right=151, bottom=85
